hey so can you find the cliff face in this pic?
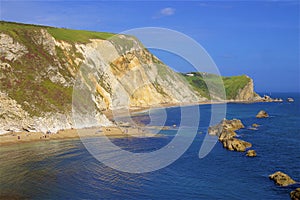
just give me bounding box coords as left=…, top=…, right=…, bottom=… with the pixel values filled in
left=234, top=77, right=260, bottom=101
left=0, top=22, right=202, bottom=133
left=0, top=22, right=261, bottom=134
left=182, top=73, right=260, bottom=101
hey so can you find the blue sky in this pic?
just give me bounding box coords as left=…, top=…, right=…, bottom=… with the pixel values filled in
left=1, top=1, right=299, bottom=92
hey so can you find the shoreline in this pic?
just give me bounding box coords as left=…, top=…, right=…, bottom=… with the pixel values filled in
left=126, top=99, right=278, bottom=118
left=105, top=99, right=270, bottom=120
left=0, top=126, right=160, bottom=147
left=0, top=99, right=278, bottom=147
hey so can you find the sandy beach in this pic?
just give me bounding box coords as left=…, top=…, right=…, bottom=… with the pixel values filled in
left=0, top=100, right=261, bottom=146
left=0, top=126, right=160, bottom=146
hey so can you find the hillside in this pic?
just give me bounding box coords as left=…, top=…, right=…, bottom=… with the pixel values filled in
left=181, top=72, right=260, bottom=100
left=0, top=21, right=260, bottom=133
left=0, top=21, right=202, bottom=133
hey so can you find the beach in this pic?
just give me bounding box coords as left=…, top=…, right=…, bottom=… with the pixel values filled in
left=1, top=94, right=299, bottom=199
left=0, top=126, right=159, bottom=146
left=0, top=100, right=267, bottom=147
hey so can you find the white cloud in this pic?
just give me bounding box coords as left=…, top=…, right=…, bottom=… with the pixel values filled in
left=160, top=7, right=176, bottom=16
left=153, top=7, right=176, bottom=19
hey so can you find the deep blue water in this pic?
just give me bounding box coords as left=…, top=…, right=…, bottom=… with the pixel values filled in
left=0, top=93, right=299, bottom=199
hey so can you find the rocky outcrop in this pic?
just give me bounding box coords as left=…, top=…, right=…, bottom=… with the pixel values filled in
left=290, top=188, right=300, bottom=200
left=208, top=118, right=244, bottom=136
left=269, top=171, right=296, bottom=186
left=0, top=33, right=28, bottom=61
left=234, top=77, right=260, bottom=101
left=208, top=118, right=253, bottom=152
left=256, top=110, right=269, bottom=118
left=0, top=92, right=32, bottom=134
left=260, top=95, right=283, bottom=102
left=246, top=149, right=257, bottom=157
left=221, top=138, right=252, bottom=152
left=75, top=36, right=202, bottom=111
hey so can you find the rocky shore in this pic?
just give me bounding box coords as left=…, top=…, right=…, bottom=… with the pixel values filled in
left=208, top=110, right=298, bottom=199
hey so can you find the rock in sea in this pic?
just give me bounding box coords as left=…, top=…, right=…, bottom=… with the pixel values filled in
left=221, top=138, right=252, bottom=152
left=290, top=188, right=300, bottom=200
left=246, top=150, right=257, bottom=157
left=208, top=119, right=253, bottom=152
left=269, top=171, right=296, bottom=186
left=287, top=98, right=295, bottom=102
left=208, top=118, right=244, bottom=136
left=256, top=110, right=269, bottom=118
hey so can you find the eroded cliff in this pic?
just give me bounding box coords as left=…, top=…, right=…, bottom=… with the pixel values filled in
left=0, top=22, right=202, bottom=133
left=182, top=72, right=260, bottom=101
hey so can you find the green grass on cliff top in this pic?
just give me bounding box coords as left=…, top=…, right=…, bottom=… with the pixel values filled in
left=0, top=21, right=115, bottom=43
left=223, top=75, right=250, bottom=99
left=182, top=72, right=250, bottom=100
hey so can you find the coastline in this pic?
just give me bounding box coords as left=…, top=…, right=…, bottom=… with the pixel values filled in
left=0, top=126, right=159, bottom=146
left=0, top=99, right=277, bottom=147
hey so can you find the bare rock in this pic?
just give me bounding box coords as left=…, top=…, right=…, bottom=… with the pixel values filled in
left=269, top=171, right=296, bottom=186
left=222, top=119, right=245, bottom=131
left=0, top=33, right=28, bottom=61
left=208, top=118, right=252, bottom=152
left=219, top=129, right=237, bottom=141
left=290, top=188, right=300, bottom=200
left=221, top=138, right=252, bottom=152
left=246, top=149, right=257, bottom=157
left=208, top=118, right=244, bottom=137
left=32, top=29, right=57, bottom=56
left=252, top=123, right=259, bottom=128
left=256, top=110, right=269, bottom=118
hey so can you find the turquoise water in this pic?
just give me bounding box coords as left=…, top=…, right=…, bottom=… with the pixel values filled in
left=0, top=93, right=299, bottom=199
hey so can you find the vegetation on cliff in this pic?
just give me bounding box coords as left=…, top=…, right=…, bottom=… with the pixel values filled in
left=0, top=21, right=260, bottom=133
left=0, top=21, right=114, bottom=43
left=181, top=72, right=253, bottom=100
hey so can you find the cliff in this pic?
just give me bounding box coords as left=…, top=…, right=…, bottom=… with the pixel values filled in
left=182, top=72, right=260, bottom=101
left=0, top=21, right=261, bottom=134
left=0, top=21, right=202, bottom=133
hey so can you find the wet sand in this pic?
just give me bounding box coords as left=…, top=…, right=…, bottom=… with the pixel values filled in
left=0, top=126, right=159, bottom=146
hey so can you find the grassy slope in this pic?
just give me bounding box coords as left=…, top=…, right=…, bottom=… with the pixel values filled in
left=0, top=21, right=114, bottom=43
left=182, top=72, right=250, bottom=100
left=0, top=21, right=116, bottom=116
left=0, top=21, right=252, bottom=117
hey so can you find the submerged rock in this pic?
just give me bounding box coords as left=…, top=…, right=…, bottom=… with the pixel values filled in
left=261, top=95, right=283, bottom=102
left=256, top=110, right=269, bottom=118
left=246, top=150, right=257, bottom=157
left=290, top=188, right=300, bottom=200
left=273, top=98, right=283, bottom=102
left=252, top=123, right=259, bottom=128
left=287, top=98, right=295, bottom=102
left=269, top=171, right=296, bottom=186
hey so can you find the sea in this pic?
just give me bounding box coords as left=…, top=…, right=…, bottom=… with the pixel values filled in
left=0, top=92, right=299, bottom=200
